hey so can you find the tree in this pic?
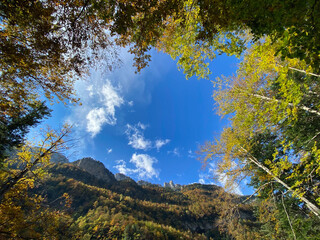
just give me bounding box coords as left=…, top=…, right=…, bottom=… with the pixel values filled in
left=110, top=0, right=246, bottom=78
left=155, top=0, right=246, bottom=79
left=0, top=124, right=73, bottom=239
left=2, top=0, right=320, bottom=107
left=0, top=101, right=51, bottom=163
left=195, top=0, right=320, bottom=68
left=108, top=0, right=320, bottom=79
left=0, top=0, right=120, bottom=116
left=200, top=37, right=320, bottom=220
left=0, top=124, right=72, bottom=202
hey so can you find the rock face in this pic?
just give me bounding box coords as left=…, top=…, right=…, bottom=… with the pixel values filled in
left=137, top=180, right=152, bottom=186
left=137, top=180, right=162, bottom=187
left=50, top=152, right=69, bottom=164
left=72, top=157, right=116, bottom=183
left=164, top=180, right=183, bottom=191
left=115, top=173, right=135, bottom=183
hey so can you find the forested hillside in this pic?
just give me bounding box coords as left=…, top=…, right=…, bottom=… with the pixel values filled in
left=36, top=157, right=252, bottom=239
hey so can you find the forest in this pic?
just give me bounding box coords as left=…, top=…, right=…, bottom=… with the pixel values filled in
left=1, top=0, right=320, bottom=239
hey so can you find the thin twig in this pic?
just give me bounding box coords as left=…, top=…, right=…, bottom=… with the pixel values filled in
left=281, top=192, right=297, bottom=240
left=239, top=181, right=275, bottom=205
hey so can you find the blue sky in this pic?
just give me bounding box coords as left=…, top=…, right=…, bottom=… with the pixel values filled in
left=35, top=47, right=252, bottom=195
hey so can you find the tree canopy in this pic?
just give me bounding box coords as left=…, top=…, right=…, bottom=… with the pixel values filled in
left=111, top=0, right=320, bottom=77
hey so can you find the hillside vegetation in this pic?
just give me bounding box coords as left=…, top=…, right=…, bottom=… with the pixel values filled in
left=31, top=157, right=253, bottom=239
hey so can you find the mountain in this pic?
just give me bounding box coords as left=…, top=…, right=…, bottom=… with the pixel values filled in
left=34, top=157, right=255, bottom=239
left=50, top=152, right=69, bottom=164
left=164, top=180, right=183, bottom=190
left=115, top=173, right=135, bottom=183
left=72, top=157, right=116, bottom=183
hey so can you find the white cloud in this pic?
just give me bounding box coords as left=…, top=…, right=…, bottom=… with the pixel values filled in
left=128, top=101, right=134, bottom=106
left=198, top=172, right=214, bottom=185
left=168, top=147, right=180, bottom=157
left=130, top=153, right=159, bottom=179
left=113, top=154, right=159, bottom=179
left=80, top=79, right=124, bottom=137
left=137, top=122, right=148, bottom=130
left=125, top=123, right=170, bottom=151
left=66, top=75, right=125, bottom=139
left=199, top=162, right=243, bottom=195
left=87, top=85, right=94, bottom=96
left=101, top=81, right=124, bottom=118
left=107, top=148, right=112, bottom=154
left=155, top=139, right=170, bottom=151
left=86, top=108, right=107, bottom=137
left=216, top=171, right=242, bottom=195
left=198, top=178, right=205, bottom=184
left=188, top=149, right=196, bottom=159
left=125, top=123, right=152, bottom=150
left=114, top=160, right=131, bottom=176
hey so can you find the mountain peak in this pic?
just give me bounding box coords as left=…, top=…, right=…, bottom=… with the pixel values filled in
left=72, top=157, right=116, bottom=183
left=115, top=173, right=135, bottom=183
left=50, top=152, right=69, bottom=164
left=163, top=180, right=183, bottom=190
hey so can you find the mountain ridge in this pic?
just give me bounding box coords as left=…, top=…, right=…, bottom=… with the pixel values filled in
left=34, top=154, right=254, bottom=239
left=64, top=156, right=222, bottom=191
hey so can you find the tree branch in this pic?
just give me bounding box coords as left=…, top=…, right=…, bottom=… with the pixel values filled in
left=0, top=127, right=71, bottom=203
left=288, top=67, right=320, bottom=78
left=240, top=146, right=320, bottom=218
left=281, top=192, right=297, bottom=240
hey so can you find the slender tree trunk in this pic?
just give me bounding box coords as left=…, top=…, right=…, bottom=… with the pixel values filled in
left=288, top=67, right=320, bottom=78
left=250, top=92, right=320, bottom=117
left=240, top=147, right=320, bottom=218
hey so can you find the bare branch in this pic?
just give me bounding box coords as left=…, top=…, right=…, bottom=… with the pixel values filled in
left=281, top=192, right=297, bottom=240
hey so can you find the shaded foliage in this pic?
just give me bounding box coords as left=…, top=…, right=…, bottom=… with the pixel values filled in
left=0, top=101, right=51, bottom=162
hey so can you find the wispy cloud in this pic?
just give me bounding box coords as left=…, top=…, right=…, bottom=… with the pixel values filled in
left=215, top=171, right=242, bottom=195
left=100, top=81, right=124, bottom=121
left=198, top=175, right=206, bottom=184
left=130, top=153, right=159, bottom=179
left=114, top=153, right=159, bottom=179
left=107, top=148, right=112, bottom=154
left=167, top=147, right=180, bottom=157
left=68, top=77, right=124, bottom=137
left=188, top=149, right=196, bottom=159
left=125, top=123, right=170, bottom=151
left=199, top=162, right=243, bottom=195
left=198, top=169, right=215, bottom=185
left=114, top=160, right=131, bottom=176
left=86, top=80, right=124, bottom=136
left=155, top=139, right=170, bottom=151
left=86, top=108, right=109, bottom=136
left=125, top=123, right=152, bottom=150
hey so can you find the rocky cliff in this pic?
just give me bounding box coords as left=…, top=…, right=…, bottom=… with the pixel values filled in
left=164, top=180, right=183, bottom=190
left=115, top=173, right=135, bottom=183
left=72, top=157, right=116, bottom=183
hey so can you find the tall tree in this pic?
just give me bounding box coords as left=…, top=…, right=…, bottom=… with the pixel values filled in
left=109, top=0, right=320, bottom=78
left=200, top=38, right=320, bottom=218
left=0, top=0, right=119, bottom=116
left=0, top=125, right=73, bottom=239
left=0, top=101, right=51, bottom=163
